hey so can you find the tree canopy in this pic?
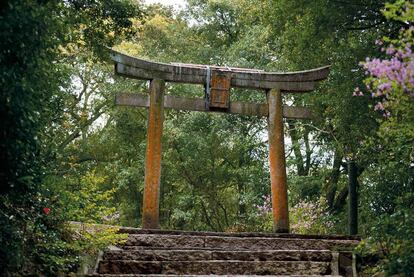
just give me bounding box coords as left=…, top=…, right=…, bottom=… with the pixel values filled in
left=1, top=0, right=413, bottom=275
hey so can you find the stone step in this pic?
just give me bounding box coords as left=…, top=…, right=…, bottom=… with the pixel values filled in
left=97, top=260, right=333, bottom=275
left=123, top=234, right=358, bottom=251
left=86, top=274, right=342, bottom=277
left=87, top=228, right=357, bottom=276
left=103, top=249, right=333, bottom=262
left=119, top=228, right=358, bottom=241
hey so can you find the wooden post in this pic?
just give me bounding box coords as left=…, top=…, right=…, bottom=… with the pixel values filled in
left=348, top=160, right=358, bottom=235
left=142, top=79, right=165, bottom=229
left=267, top=89, right=289, bottom=233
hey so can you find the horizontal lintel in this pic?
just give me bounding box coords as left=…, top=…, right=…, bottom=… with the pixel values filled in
left=115, top=63, right=317, bottom=92
left=111, top=50, right=330, bottom=83
left=115, top=93, right=312, bottom=120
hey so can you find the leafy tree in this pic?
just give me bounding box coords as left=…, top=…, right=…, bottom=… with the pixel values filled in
left=0, top=0, right=142, bottom=274
left=2, top=1, right=410, bottom=275
left=355, top=2, right=414, bottom=274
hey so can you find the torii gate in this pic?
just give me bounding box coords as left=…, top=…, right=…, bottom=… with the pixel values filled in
left=110, top=50, right=330, bottom=233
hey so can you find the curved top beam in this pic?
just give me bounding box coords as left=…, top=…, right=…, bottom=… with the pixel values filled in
left=110, top=49, right=330, bottom=92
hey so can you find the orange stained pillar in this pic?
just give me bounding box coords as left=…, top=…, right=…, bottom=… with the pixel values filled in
left=267, top=89, right=289, bottom=233
left=142, top=79, right=165, bottom=229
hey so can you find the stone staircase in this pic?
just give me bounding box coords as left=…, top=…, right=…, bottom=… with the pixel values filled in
left=90, top=229, right=359, bottom=276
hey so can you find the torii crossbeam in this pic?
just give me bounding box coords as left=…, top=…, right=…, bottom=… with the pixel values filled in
left=111, top=49, right=330, bottom=233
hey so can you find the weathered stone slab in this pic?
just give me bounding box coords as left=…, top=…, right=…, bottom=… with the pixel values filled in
left=86, top=274, right=343, bottom=277
left=93, top=229, right=358, bottom=276
left=124, top=234, right=205, bottom=248
left=124, top=234, right=358, bottom=251
left=210, top=250, right=332, bottom=262
left=204, top=236, right=358, bottom=251
left=118, top=226, right=361, bottom=241
left=98, top=260, right=331, bottom=275
left=103, top=249, right=332, bottom=262
left=104, top=249, right=211, bottom=261
left=98, top=260, right=162, bottom=274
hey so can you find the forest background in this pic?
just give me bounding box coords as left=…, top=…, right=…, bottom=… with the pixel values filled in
left=1, top=0, right=413, bottom=275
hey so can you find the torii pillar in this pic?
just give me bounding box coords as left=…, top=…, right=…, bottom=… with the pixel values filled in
left=142, top=79, right=165, bottom=229
left=268, top=89, right=289, bottom=233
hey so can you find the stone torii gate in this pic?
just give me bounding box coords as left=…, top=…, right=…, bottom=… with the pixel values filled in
left=110, top=50, right=330, bottom=233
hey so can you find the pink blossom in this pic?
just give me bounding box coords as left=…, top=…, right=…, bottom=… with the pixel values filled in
left=386, top=45, right=395, bottom=55
left=361, top=28, right=414, bottom=116
left=378, top=82, right=391, bottom=91
left=374, top=102, right=384, bottom=111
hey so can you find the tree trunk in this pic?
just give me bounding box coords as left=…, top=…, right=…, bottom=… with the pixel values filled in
left=348, top=160, right=358, bottom=235
left=326, top=150, right=343, bottom=210
left=287, top=120, right=306, bottom=176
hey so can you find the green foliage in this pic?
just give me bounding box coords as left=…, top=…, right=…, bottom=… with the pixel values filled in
left=0, top=192, right=126, bottom=275
left=160, top=112, right=269, bottom=231
left=0, top=0, right=142, bottom=275
left=0, top=1, right=69, bottom=273
left=0, top=0, right=64, bottom=195
left=68, top=223, right=127, bottom=273
left=2, top=0, right=413, bottom=275
left=66, top=0, right=410, bottom=237
left=290, top=199, right=336, bottom=235
left=356, top=2, right=414, bottom=274
left=357, top=194, right=414, bottom=276
left=44, top=170, right=118, bottom=224
left=383, top=0, right=414, bottom=22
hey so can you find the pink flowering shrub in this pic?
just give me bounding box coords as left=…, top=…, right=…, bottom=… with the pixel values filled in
left=290, top=199, right=335, bottom=235
left=254, top=194, right=272, bottom=216
left=356, top=1, right=414, bottom=117
left=358, top=26, right=414, bottom=116
left=254, top=196, right=335, bottom=234
left=252, top=195, right=273, bottom=231
left=355, top=2, right=414, bottom=276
